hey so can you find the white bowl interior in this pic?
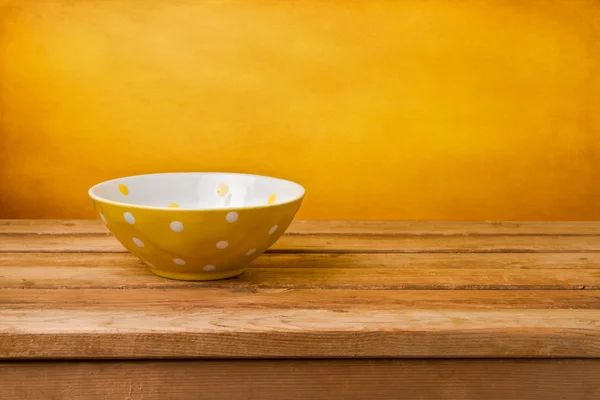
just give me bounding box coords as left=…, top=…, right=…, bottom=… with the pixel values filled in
left=90, top=173, right=305, bottom=209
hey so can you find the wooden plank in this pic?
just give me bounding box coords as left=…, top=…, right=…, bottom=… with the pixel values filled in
left=0, top=220, right=110, bottom=235
left=3, top=252, right=600, bottom=269
left=2, top=264, right=600, bottom=289
left=2, top=219, right=600, bottom=235
left=1, top=359, right=599, bottom=400
left=3, top=289, right=600, bottom=310
left=3, top=233, right=600, bottom=253
left=4, top=252, right=600, bottom=289
left=1, top=308, right=600, bottom=358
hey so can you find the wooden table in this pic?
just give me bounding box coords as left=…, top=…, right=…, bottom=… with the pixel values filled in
left=1, top=220, right=600, bottom=399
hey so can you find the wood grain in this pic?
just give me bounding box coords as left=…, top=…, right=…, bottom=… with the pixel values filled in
left=3, top=252, right=600, bottom=269
left=2, top=220, right=600, bottom=361
left=2, top=359, right=599, bottom=400
left=3, top=252, right=600, bottom=290
left=0, top=220, right=110, bottom=235
left=3, top=289, right=600, bottom=310
left=1, top=308, right=600, bottom=358
left=1, top=265, right=599, bottom=289
left=3, top=219, right=600, bottom=235
left=3, top=233, right=600, bottom=253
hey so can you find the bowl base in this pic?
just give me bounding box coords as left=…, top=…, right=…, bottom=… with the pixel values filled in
left=150, top=268, right=245, bottom=281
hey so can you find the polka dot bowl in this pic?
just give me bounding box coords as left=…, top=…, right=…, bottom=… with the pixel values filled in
left=89, top=172, right=305, bottom=281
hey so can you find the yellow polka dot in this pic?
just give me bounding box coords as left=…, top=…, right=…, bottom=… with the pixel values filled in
left=267, top=193, right=277, bottom=205
left=216, top=184, right=229, bottom=197
left=118, top=184, right=129, bottom=196
left=168, top=202, right=180, bottom=208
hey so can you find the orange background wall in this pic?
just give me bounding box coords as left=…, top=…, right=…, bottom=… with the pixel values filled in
left=1, top=0, right=599, bottom=220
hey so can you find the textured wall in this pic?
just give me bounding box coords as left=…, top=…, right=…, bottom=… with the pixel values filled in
left=1, top=0, right=599, bottom=220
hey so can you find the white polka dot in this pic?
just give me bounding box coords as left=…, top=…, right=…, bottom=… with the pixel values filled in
left=170, top=221, right=184, bottom=232
left=226, top=211, right=238, bottom=223
left=246, top=248, right=256, bottom=256
left=124, top=212, right=135, bottom=224
left=99, top=213, right=107, bottom=224
left=203, top=264, right=216, bottom=272
left=173, top=258, right=186, bottom=265
left=268, top=225, right=278, bottom=235
left=132, top=237, right=144, bottom=248
left=216, top=241, right=229, bottom=249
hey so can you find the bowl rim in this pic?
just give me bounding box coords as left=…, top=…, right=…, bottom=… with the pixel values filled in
left=88, top=172, right=305, bottom=212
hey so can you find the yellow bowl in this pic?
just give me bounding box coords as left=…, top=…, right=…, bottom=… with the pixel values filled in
left=89, top=172, right=305, bottom=281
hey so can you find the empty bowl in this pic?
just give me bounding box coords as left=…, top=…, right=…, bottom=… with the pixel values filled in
left=88, top=172, right=305, bottom=280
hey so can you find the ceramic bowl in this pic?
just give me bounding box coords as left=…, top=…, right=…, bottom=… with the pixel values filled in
left=88, top=172, right=305, bottom=280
